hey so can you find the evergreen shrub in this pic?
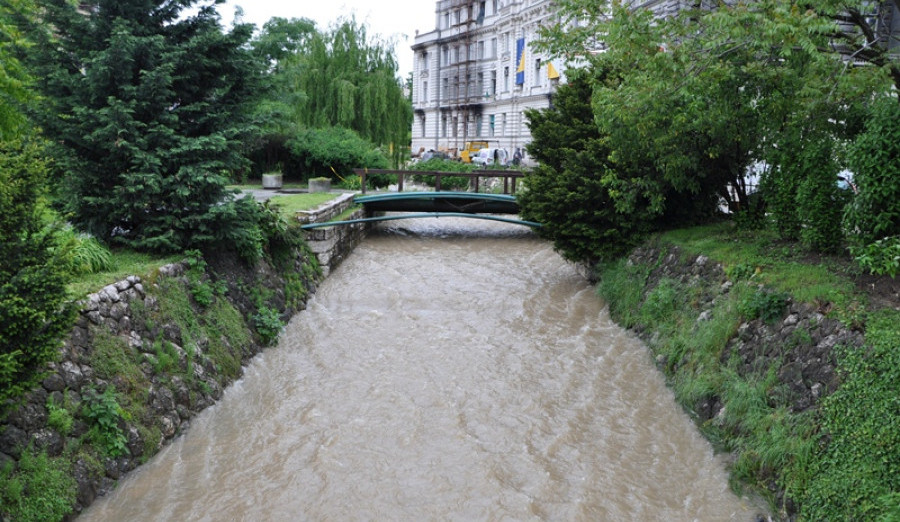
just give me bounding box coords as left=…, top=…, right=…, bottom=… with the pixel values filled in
left=0, top=140, right=76, bottom=413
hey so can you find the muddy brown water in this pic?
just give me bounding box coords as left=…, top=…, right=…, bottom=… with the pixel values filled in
left=80, top=218, right=761, bottom=521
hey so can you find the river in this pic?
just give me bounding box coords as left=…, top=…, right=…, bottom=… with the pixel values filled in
left=80, top=217, right=760, bottom=521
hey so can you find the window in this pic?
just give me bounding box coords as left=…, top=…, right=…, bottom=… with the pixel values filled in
left=492, top=0, right=498, bottom=14
left=454, top=46, right=460, bottom=63
left=489, top=114, right=495, bottom=137
left=422, top=81, right=428, bottom=103
left=442, top=77, right=448, bottom=101
left=491, top=38, right=497, bottom=58
left=420, top=114, right=426, bottom=137
left=420, top=52, right=428, bottom=69
left=475, top=115, right=482, bottom=137
left=503, top=66, right=509, bottom=91
left=454, top=9, right=461, bottom=24
left=501, top=113, right=507, bottom=135
left=442, top=46, right=449, bottom=66
left=477, top=72, right=484, bottom=97
left=441, top=114, right=448, bottom=137
left=490, top=70, right=497, bottom=95
left=466, top=73, right=472, bottom=97
left=534, top=58, right=541, bottom=87
left=478, top=41, right=485, bottom=60
left=452, top=76, right=459, bottom=99
left=452, top=116, right=458, bottom=137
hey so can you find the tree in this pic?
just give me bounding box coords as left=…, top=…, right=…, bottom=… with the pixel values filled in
left=27, top=0, right=263, bottom=254
left=251, top=16, right=318, bottom=70
left=256, top=18, right=412, bottom=169
left=811, top=0, right=900, bottom=95
left=0, top=0, right=35, bottom=139
left=0, top=140, right=76, bottom=413
left=519, top=69, right=652, bottom=263
left=535, top=0, right=882, bottom=255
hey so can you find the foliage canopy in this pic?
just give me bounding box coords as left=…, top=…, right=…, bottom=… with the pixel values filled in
left=250, top=17, right=411, bottom=173
left=27, top=0, right=262, bottom=254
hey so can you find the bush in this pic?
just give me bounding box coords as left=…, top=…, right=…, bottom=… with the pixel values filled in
left=0, top=140, right=77, bottom=414
left=738, top=287, right=789, bottom=323
left=844, top=96, right=900, bottom=248
left=285, top=127, right=389, bottom=180
left=82, top=386, right=128, bottom=458
left=0, top=448, right=77, bottom=522
left=252, top=306, right=283, bottom=346
left=795, top=139, right=846, bottom=253
left=762, top=129, right=805, bottom=241
left=851, top=235, right=900, bottom=277
left=409, top=158, right=472, bottom=190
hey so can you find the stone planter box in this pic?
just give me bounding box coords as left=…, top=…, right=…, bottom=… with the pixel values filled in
left=308, top=178, right=331, bottom=193
left=262, top=173, right=283, bottom=189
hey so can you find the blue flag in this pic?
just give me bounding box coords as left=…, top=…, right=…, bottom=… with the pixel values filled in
left=515, top=38, right=525, bottom=85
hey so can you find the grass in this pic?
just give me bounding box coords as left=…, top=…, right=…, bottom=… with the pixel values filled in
left=0, top=449, right=77, bottom=522
left=266, top=193, right=341, bottom=219
left=602, top=223, right=900, bottom=520
left=330, top=204, right=363, bottom=222
left=659, top=222, right=865, bottom=322
left=226, top=182, right=308, bottom=191
left=67, top=249, right=182, bottom=299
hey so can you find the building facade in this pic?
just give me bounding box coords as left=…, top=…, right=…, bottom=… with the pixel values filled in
left=410, top=0, right=562, bottom=166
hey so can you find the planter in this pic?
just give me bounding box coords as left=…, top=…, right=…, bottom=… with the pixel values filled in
left=308, top=178, right=331, bottom=193
left=262, top=173, right=283, bottom=189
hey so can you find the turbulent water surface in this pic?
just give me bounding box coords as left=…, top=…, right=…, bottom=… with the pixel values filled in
left=81, top=217, right=760, bottom=521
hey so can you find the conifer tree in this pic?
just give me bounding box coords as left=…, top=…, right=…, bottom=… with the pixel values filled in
left=0, top=140, right=77, bottom=412
left=28, top=0, right=262, bottom=253
left=0, top=0, right=35, bottom=139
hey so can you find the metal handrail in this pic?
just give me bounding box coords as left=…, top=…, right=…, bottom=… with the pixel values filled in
left=352, top=168, right=525, bottom=195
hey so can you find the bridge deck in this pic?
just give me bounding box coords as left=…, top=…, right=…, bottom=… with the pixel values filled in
left=355, top=191, right=520, bottom=215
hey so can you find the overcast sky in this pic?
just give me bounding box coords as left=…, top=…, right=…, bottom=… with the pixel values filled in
left=214, top=0, right=437, bottom=77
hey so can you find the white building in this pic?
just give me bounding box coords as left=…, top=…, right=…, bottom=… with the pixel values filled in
left=410, top=0, right=563, bottom=166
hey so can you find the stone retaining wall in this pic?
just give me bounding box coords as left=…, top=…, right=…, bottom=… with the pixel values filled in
left=0, top=247, right=320, bottom=518
left=299, top=192, right=372, bottom=276
left=0, top=194, right=376, bottom=519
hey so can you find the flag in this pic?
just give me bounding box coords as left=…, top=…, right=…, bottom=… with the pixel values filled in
left=515, top=38, right=525, bottom=85
left=547, top=61, right=560, bottom=80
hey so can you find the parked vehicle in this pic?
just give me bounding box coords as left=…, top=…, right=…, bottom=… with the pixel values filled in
left=460, top=141, right=491, bottom=163
left=472, top=147, right=510, bottom=166
left=421, top=150, right=451, bottom=162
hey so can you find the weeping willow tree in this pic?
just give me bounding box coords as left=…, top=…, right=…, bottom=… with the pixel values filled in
left=274, top=18, right=411, bottom=168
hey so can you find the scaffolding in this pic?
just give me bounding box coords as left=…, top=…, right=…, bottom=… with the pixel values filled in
left=437, top=0, right=486, bottom=155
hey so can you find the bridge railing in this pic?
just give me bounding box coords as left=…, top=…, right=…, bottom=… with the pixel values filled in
left=353, top=169, right=526, bottom=195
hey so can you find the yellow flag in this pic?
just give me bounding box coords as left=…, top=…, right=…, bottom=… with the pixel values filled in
left=547, top=62, right=560, bottom=79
